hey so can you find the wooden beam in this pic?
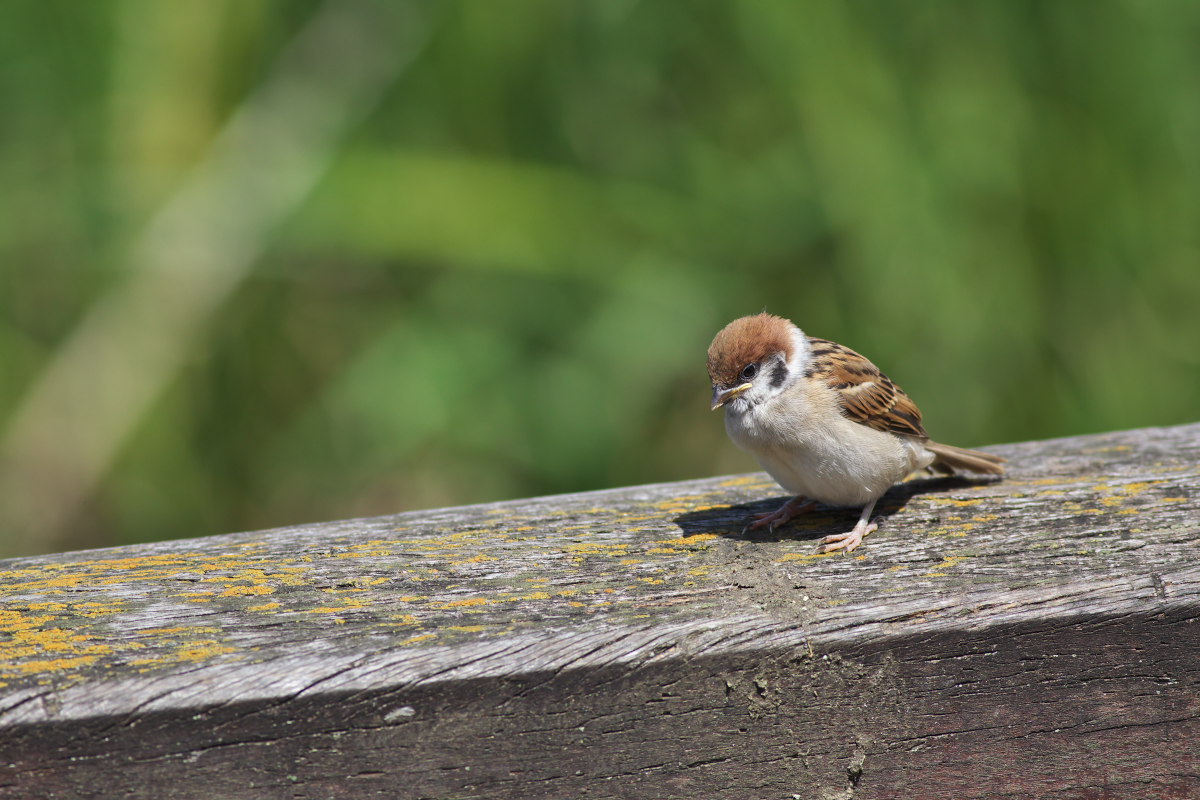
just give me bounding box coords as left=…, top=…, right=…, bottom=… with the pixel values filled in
left=1, top=423, right=1198, bottom=798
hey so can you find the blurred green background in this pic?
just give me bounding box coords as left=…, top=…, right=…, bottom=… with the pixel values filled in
left=1, top=0, right=1198, bottom=557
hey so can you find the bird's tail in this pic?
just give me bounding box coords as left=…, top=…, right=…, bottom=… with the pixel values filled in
left=926, top=441, right=1007, bottom=476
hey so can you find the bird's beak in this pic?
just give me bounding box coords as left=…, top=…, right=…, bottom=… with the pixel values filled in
left=711, top=382, right=753, bottom=410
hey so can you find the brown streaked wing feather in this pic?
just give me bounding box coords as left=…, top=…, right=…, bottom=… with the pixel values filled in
left=807, top=337, right=928, bottom=438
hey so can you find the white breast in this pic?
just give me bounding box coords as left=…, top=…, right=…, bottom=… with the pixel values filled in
left=724, top=379, right=932, bottom=507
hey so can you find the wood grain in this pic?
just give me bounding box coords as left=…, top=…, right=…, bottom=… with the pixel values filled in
left=1, top=423, right=1198, bottom=799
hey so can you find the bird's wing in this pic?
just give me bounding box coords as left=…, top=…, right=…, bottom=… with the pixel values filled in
left=806, top=337, right=929, bottom=438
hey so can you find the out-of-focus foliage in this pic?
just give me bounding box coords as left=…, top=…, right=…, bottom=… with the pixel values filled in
left=1, top=0, right=1198, bottom=556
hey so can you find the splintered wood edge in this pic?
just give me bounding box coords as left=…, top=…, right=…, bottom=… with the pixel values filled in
left=0, top=422, right=1198, bottom=726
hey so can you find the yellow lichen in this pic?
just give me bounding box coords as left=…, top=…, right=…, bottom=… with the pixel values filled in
left=173, top=642, right=237, bottom=662
left=720, top=476, right=771, bottom=488
left=451, top=554, right=495, bottom=564
left=437, top=597, right=489, bottom=609
left=220, top=585, right=274, bottom=597
left=927, top=498, right=984, bottom=507
left=566, top=542, right=630, bottom=555
left=397, top=633, right=437, bottom=646
left=75, top=601, right=126, bottom=617
left=307, top=601, right=369, bottom=613
left=17, top=656, right=100, bottom=674
left=0, top=610, right=55, bottom=632
left=664, top=533, right=718, bottom=546
left=923, top=556, right=968, bottom=577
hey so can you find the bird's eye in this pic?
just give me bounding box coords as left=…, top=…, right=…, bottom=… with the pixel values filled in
left=740, top=363, right=758, bottom=381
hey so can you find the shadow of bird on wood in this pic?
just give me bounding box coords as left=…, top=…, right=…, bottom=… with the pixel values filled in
left=672, top=475, right=998, bottom=545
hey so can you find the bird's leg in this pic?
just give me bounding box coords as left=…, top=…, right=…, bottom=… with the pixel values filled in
left=748, top=496, right=817, bottom=531
left=817, top=499, right=879, bottom=554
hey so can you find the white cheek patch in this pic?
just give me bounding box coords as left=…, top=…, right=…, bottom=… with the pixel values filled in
left=783, top=328, right=812, bottom=386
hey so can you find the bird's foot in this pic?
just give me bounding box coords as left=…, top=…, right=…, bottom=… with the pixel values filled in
left=747, top=497, right=816, bottom=532
left=817, top=517, right=878, bottom=554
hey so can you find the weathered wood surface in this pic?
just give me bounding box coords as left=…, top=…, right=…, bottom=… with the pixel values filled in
left=1, top=423, right=1198, bottom=799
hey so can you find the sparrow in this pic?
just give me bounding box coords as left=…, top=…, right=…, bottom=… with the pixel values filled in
left=707, top=313, right=1005, bottom=553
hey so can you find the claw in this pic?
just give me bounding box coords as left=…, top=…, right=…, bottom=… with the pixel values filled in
left=817, top=520, right=878, bottom=554
left=746, top=497, right=815, bottom=531
left=815, top=499, right=882, bottom=554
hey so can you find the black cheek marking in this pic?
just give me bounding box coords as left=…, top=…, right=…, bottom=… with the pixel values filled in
left=770, top=362, right=788, bottom=388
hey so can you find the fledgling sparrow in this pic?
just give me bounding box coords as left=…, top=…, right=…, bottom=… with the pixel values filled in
left=708, top=313, right=1004, bottom=553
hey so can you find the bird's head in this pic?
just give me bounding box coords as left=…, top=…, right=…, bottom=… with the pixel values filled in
left=706, top=313, right=807, bottom=411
